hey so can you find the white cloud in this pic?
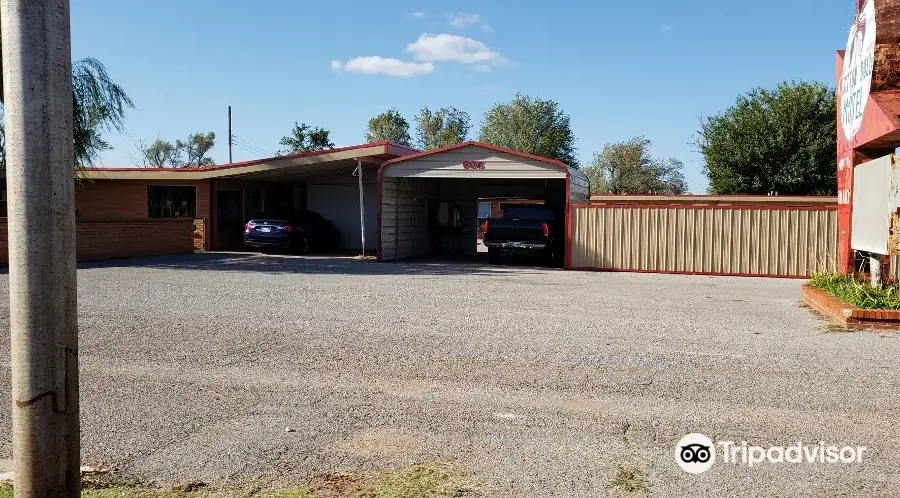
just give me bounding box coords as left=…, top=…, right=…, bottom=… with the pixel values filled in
left=410, top=11, right=425, bottom=19
left=406, top=33, right=507, bottom=66
left=472, top=64, right=491, bottom=73
left=448, top=12, right=480, bottom=28
left=661, top=24, right=674, bottom=32
left=330, top=56, right=434, bottom=77
left=481, top=23, right=493, bottom=33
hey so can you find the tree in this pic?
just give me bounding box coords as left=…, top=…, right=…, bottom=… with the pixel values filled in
left=177, top=132, right=216, bottom=167
left=140, top=132, right=215, bottom=167
left=415, top=106, right=471, bottom=150
left=478, top=93, right=576, bottom=166
left=365, top=109, right=411, bottom=146
left=584, top=137, right=686, bottom=194
left=142, top=139, right=179, bottom=168
left=0, top=56, right=134, bottom=167
left=279, top=122, right=334, bottom=154
left=697, top=81, right=836, bottom=195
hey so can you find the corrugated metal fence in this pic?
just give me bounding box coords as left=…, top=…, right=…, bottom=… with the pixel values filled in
left=570, top=198, right=838, bottom=277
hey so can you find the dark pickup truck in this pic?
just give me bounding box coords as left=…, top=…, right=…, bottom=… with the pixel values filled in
left=481, top=204, right=561, bottom=265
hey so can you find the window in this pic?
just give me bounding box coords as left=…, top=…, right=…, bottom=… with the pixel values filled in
left=477, top=201, right=492, bottom=219
left=148, top=186, right=196, bottom=218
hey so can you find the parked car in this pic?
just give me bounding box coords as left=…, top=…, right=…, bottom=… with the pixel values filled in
left=243, top=211, right=341, bottom=253
left=481, top=204, right=561, bottom=265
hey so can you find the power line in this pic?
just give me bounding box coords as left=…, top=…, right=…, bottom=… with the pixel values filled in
left=231, top=134, right=270, bottom=155
left=231, top=141, right=266, bottom=158
left=230, top=134, right=276, bottom=158
left=231, top=138, right=277, bottom=159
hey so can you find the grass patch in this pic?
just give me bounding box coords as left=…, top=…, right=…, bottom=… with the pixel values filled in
left=0, top=484, right=318, bottom=498
left=0, top=462, right=472, bottom=498
left=354, top=462, right=474, bottom=498
left=808, top=272, right=900, bottom=310
left=611, top=465, right=648, bottom=494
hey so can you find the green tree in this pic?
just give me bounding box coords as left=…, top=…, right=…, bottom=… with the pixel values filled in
left=584, top=137, right=686, bottom=194
left=365, top=109, right=411, bottom=146
left=279, top=122, right=335, bottom=154
left=140, top=132, right=215, bottom=167
left=415, top=106, right=471, bottom=150
left=478, top=93, right=576, bottom=166
left=142, top=139, right=178, bottom=168
left=0, top=56, right=134, bottom=167
left=177, top=132, right=216, bottom=167
left=697, top=81, right=836, bottom=195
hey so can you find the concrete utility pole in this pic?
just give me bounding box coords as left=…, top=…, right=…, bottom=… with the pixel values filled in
left=0, top=0, right=80, bottom=496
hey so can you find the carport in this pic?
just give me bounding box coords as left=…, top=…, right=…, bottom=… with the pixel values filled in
left=79, top=141, right=417, bottom=253
left=376, top=142, right=589, bottom=266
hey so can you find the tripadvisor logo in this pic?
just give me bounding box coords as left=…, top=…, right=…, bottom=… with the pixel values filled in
left=675, top=434, right=866, bottom=474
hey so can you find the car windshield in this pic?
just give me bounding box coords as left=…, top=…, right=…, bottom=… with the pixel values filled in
left=248, top=219, right=290, bottom=225
left=502, top=206, right=555, bottom=221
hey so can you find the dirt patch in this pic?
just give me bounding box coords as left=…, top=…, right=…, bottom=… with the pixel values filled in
left=335, top=427, right=426, bottom=458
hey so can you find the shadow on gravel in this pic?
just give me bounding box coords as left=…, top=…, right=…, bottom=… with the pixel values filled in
left=70, top=252, right=555, bottom=277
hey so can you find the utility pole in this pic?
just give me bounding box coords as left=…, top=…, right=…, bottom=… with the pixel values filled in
left=227, top=105, right=233, bottom=163
left=1, top=0, right=80, bottom=496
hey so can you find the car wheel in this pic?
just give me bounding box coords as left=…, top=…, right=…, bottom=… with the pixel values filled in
left=488, top=250, right=500, bottom=264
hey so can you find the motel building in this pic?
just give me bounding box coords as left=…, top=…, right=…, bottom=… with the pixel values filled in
left=0, top=141, right=590, bottom=266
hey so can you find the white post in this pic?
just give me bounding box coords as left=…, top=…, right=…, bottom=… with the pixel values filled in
left=357, top=159, right=366, bottom=256
left=1, top=0, right=80, bottom=496
left=870, top=253, right=883, bottom=287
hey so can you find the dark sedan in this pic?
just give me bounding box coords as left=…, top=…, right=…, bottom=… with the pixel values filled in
left=243, top=211, right=341, bottom=254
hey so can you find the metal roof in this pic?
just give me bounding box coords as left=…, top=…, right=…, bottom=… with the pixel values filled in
left=77, top=141, right=419, bottom=181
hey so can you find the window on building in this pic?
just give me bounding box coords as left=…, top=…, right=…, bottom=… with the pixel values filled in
left=148, top=186, right=196, bottom=218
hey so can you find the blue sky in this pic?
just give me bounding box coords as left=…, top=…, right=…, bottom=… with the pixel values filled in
left=71, top=1, right=854, bottom=192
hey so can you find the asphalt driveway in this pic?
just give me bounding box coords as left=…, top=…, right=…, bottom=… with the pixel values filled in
left=0, top=253, right=897, bottom=497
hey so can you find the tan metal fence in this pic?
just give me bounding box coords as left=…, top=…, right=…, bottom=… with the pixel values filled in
left=569, top=202, right=838, bottom=277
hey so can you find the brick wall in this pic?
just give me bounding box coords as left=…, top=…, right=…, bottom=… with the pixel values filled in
left=0, top=218, right=194, bottom=264
left=75, top=179, right=211, bottom=220
left=193, top=218, right=208, bottom=251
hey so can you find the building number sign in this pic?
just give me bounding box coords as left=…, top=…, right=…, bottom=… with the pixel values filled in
left=462, top=160, right=485, bottom=170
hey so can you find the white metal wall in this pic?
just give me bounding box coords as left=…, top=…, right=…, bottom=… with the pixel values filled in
left=379, top=177, right=427, bottom=261
left=306, top=170, right=377, bottom=250
left=382, top=145, right=568, bottom=179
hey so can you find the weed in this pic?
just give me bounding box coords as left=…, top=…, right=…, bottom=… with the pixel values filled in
left=612, top=465, right=648, bottom=494
left=808, top=272, right=900, bottom=310
left=354, top=462, right=475, bottom=498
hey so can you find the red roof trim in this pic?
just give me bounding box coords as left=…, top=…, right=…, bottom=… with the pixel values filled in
left=81, top=141, right=404, bottom=173
left=380, top=141, right=570, bottom=171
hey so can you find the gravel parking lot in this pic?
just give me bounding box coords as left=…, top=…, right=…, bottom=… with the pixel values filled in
left=0, top=252, right=898, bottom=496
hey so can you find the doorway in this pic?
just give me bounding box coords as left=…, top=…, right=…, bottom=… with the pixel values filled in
left=216, top=189, right=244, bottom=249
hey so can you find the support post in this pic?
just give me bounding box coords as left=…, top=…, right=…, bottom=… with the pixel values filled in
left=871, top=253, right=884, bottom=287
left=0, top=0, right=80, bottom=495
left=356, top=159, right=366, bottom=256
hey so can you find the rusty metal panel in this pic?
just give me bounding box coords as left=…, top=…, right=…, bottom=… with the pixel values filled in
left=570, top=206, right=838, bottom=277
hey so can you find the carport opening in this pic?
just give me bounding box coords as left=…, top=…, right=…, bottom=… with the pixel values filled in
left=381, top=177, right=567, bottom=262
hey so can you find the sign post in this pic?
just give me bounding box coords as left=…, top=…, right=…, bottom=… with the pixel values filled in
left=836, top=0, right=877, bottom=273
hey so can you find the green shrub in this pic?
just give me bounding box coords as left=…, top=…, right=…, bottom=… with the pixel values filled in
left=808, top=272, right=900, bottom=310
